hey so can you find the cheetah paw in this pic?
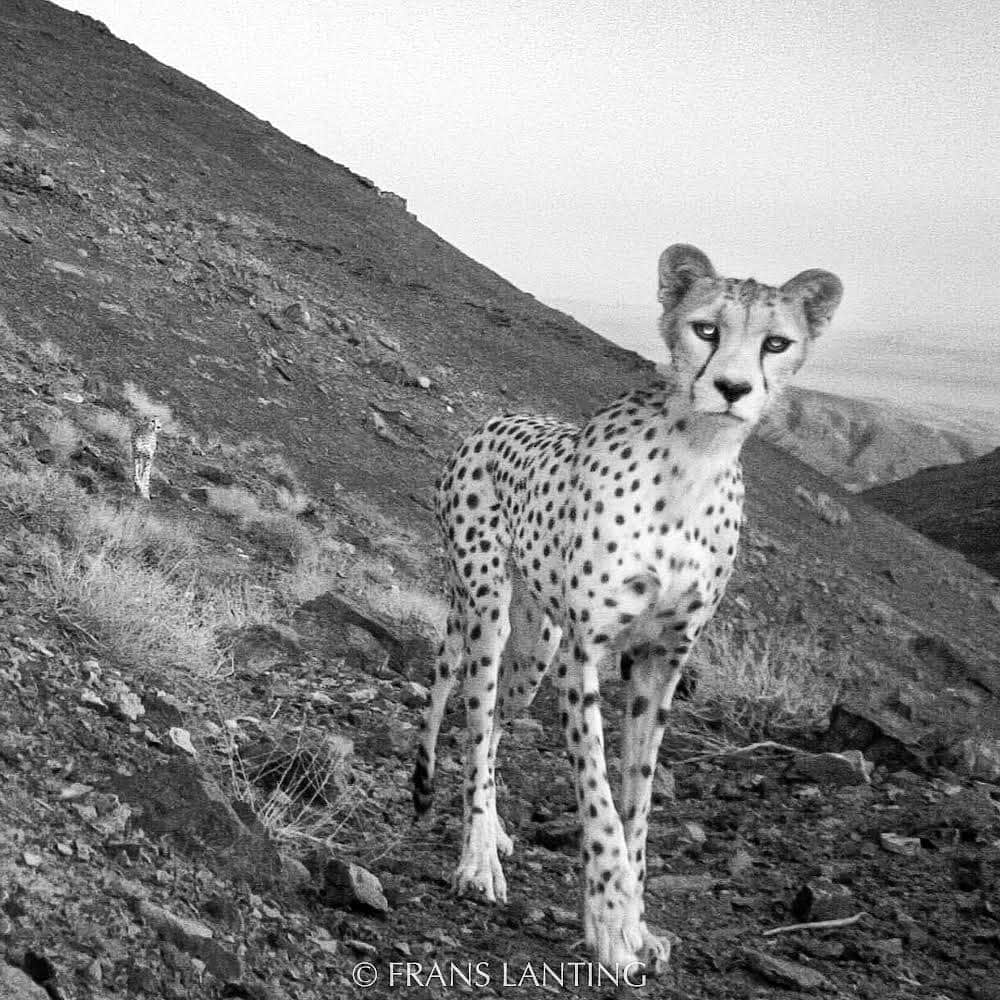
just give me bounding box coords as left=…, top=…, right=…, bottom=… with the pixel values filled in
left=636, top=923, right=677, bottom=975
left=494, top=815, right=514, bottom=857
left=452, top=845, right=508, bottom=903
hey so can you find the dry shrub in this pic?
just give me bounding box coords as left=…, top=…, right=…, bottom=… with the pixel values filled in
left=123, top=380, right=179, bottom=435
left=36, top=338, right=66, bottom=364
left=222, top=722, right=370, bottom=845
left=206, top=485, right=263, bottom=522
left=76, top=408, right=133, bottom=451
left=207, top=485, right=316, bottom=564
left=40, top=413, right=79, bottom=462
left=683, top=625, right=855, bottom=741
left=42, top=548, right=224, bottom=679
left=0, top=465, right=194, bottom=569
left=0, top=313, right=21, bottom=350
left=258, top=452, right=302, bottom=494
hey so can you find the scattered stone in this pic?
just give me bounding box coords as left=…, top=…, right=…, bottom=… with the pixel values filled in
left=10, top=226, right=35, bottom=243
left=922, top=787, right=999, bottom=836
left=59, top=782, right=94, bottom=801
left=824, top=701, right=928, bottom=772
left=794, top=486, right=851, bottom=527
left=36, top=174, right=55, bottom=189
left=282, top=301, right=311, bottom=328
left=744, top=948, right=834, bottom=991
left=112, top=759, right=281, bottom=890
left=679, top=821, right=707, bottom=850
left=652, top=764, right=676, bottom=804
left=316, top=857, right=389, bottom=914
left=168, top=727, right=197, bottom=756
left=375, top=333, right=400, bottom=352
left=299, top=591, right=435, bottom=675
left=80, top=688, right=108, bottom=712
left=47, top=260, right=86, bottom=278
left=785, top=750, right=872, bottom=786
left=532, top=818, right=579, bottom=852
left=228, top=624, right=302, bottom=676
left=0, top=963, right=50, bottom=998
left=21, top=851, right=42, bottom=868
left=548, top=905, right=577, bottom=927
left=109, top=682, right=145, bottom=722
left=196, top=464, right=236, bottom=486
left=280, top=854, right=312, bottom=891
left=791, top=882, right=857, bottom=922
left=880, top=832, right=921, bottom=856
left=135, top=898, right=213, bottom=947
left=729, top=848, right=754, bottom=876
left=955, top=736, right=1000, bottom=782
left=416, top=375, right=431, bottom=390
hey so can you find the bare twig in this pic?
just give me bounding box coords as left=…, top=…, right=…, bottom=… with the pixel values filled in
left=762, top=912, right=868, bottom=937
left=677, top=740, right=802, bottom=765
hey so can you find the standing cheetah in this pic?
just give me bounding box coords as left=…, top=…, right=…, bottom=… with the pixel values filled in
left=130, top=416, right=162, bottom=500
left=413, top=244, right=842, bottom=972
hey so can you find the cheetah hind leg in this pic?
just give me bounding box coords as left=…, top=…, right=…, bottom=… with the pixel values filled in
left=412, top=598, right=463, bottom=815
left=491, top=582, right=562, bottom=858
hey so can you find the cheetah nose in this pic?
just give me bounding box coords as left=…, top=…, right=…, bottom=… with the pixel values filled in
left=713, top=377, right=752, bottom=404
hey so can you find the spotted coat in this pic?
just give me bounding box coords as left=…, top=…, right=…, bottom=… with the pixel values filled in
left=130, top=416, right=161, bottom=500
left=413, top=244, right=842, bottom=972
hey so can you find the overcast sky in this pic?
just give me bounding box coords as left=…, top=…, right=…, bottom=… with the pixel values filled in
left=59, top=1, right=998, bottom=342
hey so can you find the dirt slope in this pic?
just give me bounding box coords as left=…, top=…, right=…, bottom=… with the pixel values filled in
left=1, top=3, right=1000, bottom=999
left=863, top=448, right=1000, bottom=580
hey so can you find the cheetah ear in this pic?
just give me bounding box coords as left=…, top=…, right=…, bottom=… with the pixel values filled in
left=658, top=244, right=717, bottom=309
left=780, top=269, right=843, bottom=338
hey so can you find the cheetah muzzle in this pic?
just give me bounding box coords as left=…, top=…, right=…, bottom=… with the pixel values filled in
left=413, top=244, right=842, bottom=972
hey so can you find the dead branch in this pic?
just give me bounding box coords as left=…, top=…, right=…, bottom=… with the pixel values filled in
left=762, top=912, right=868, bottom=937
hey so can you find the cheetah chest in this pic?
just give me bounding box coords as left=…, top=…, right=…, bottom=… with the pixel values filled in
left=567, top=450, right=744, bottom=652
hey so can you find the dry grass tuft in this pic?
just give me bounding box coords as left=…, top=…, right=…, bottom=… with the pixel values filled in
left=36, top=338, right=66, bottom=364
left=123, top=381, right=179, bottom=435
left=42, top=547, right=225, bottom=679
left=681, top=626, right=855, bottom=741
left=76, top=408, right=133, bottom=452
left=0, top=465, right=195, bottom=569
left=207, top=485, right=316, bottom=564
left=222, top=722, right=372, bottom=846
left=40, top=413, right=79, bottom=462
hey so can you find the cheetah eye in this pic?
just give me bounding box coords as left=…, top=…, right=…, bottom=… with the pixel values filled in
left=691, top=322, right=718, bottom=342
left=763, top=335, right=792, bottom=354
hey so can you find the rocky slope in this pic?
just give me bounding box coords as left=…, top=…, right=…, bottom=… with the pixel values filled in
left=1, top=3, right=999, bottom=999
left=864, top=448, right=1000, bottom=580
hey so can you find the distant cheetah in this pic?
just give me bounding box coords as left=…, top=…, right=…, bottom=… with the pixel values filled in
left=130, top=416, right=162, bottom=500
left=413, top=244, right=842, bottom=972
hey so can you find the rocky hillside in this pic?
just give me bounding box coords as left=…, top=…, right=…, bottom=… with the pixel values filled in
left=1, top=3, right=1000, bottom=999
left=864, top=448, right=1000, bottom=580
left=758, top=387, right=998, bottom=491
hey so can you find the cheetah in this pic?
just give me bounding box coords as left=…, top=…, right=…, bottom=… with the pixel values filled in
left=413, top=244, right=842, bottom=972
left=130, top=416, right=162, bottom=500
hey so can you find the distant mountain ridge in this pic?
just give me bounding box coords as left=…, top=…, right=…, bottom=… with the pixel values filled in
left=863, top=448, right=1000, bottom=579
left=758, top=386, right=999, bottom=491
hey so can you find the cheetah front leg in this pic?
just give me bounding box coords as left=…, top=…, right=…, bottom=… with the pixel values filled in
left=557, top=632, right=645, bottom=972
left=619, top=646, right=687, bottom=972
left=452, top=580, right=512, bottom=903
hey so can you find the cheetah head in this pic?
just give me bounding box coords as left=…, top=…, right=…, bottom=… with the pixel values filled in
left=657, top=244, right=842, bottom=430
